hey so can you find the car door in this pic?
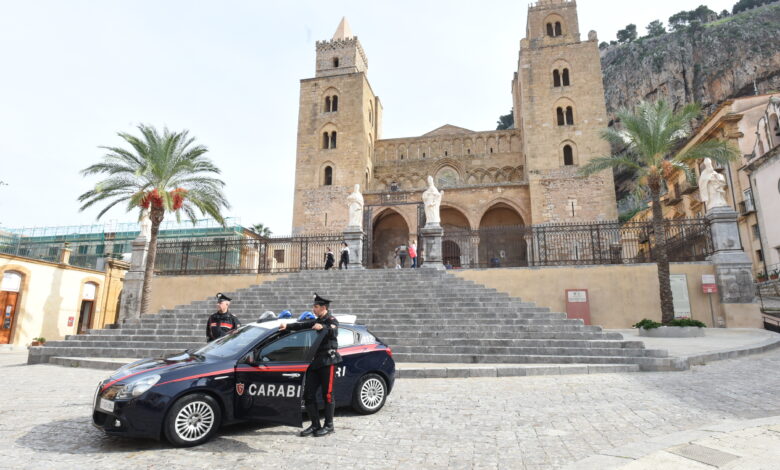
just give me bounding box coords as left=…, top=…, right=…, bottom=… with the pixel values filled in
left=234, top=329, right=319, bottom=427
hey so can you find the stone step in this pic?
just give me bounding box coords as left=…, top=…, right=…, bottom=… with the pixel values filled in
left=391, top=345, right=667, bottom=358
left=391, top=353, right=680, bottom=371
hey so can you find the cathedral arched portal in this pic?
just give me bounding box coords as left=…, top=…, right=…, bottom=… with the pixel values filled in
left=478, top=203, right=527, bottom=267
left=371, top=209, right=410, bottom=268
left=441, top=206, right=472, bottom=268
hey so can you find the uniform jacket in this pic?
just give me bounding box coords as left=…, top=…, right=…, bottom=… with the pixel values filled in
left=206, top=311, right=241, bottom=341
left=287, top=313, right=343, bottom=368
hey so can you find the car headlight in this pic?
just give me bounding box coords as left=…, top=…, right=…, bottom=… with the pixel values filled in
left=116, top=374, right=161, bottom=400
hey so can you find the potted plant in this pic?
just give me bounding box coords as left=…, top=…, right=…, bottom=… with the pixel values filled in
left=633, top=318, right=706, bottom=337
left=30, top=337, right=46, bottom=346
left=757, top=271, right=768, bottom=282
left=770, top=269, right=779, bottom=281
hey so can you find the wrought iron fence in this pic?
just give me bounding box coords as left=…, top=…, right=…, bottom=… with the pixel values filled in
left=154, top=233, right=345, bottom=275
left=441, top=218, right=713, bottom=268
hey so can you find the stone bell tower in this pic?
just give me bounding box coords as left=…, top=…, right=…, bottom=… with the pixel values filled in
left=513, top=0, right=617, bottom=223
left=291, top=18, right=383, bottom=234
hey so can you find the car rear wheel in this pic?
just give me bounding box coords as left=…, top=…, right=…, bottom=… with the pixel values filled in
left=164, top=393, right=221, bottom=447
left=351, top=373, right=387, bottom=414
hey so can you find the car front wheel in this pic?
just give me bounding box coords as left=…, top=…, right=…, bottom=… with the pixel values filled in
left=164, top=393, right=222, bottom=447
left=351, top=373, right=387, bottom=414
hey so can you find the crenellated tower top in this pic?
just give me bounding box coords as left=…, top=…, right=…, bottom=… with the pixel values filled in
left=315, top=17, right=368, bottom=77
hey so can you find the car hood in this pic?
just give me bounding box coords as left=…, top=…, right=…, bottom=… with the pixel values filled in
left=101, top=352, right=213, bottom=389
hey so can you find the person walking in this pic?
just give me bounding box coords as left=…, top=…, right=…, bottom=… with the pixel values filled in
left=397, top=243, right=408, bottom=268
left=206, top=293, right=240, bottom=341
left=408, top=240, right=418, bottom=268
left=339, top=241, right=349, bottom=269
left=279, top=293, right=342, bottom=437
left=324, top=247, right=335, bottom=270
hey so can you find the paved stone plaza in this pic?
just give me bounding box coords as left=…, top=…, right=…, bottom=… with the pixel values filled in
left=1, top=350, right=779, bottom=470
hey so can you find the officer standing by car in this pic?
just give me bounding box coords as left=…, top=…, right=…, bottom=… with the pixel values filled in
left=206, top=293, right=240, bottom=342
left=279, top=293, right=342, bottom=437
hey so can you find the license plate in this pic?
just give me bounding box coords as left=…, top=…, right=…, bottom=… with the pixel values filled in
left=98, top=398, right=114, bottom=413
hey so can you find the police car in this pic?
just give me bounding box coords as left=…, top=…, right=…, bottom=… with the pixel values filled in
left=92, top=316, right=395, bottom=446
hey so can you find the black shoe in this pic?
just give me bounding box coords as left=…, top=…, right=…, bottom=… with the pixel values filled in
left=299, top=425, right=320, bottom=437
left=314, top=425, right=334, bottom=437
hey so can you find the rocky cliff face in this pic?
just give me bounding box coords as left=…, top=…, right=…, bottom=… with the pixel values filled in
left=601, top=2, right=780, bottom=117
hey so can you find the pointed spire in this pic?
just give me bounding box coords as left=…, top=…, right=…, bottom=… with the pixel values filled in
left=332, top=17, right=354, bottom=40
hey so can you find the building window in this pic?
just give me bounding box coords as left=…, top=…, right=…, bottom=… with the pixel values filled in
left=322, top=132, right=329, bottom=149
left=324, top=166, right=333, bottom=186
left=546, top=23, right=554, bottom=36
left=330, top=131, right=337, bottom=149
left=422, top=152, right=426, bottom=158
left=553, top=70, right=561, bottom=87
left=752, top=223, right=760, bottom=239
left=556, top=107, right=565, bottom=126
left=331, top=95, right=338, bottom=112
left=324, top=96, right=331, bottom=113
left=566, top=107, right=574, bottom=125
left=562, top=68, right=570, bottom=86
left=563, top=145, right=574, bottom=165
left=445, top=151, right=448, bottom=156
left=757, top=249, right=763, bottom=262
left=333, top=57, right=339, bottom=68
left=555, top=22, right=562, bottom=36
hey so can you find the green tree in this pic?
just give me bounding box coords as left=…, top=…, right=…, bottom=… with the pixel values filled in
left=669, top=10, right=692, bottom=31
left=616, top=24, right=637, bottom=43
left=251, top=223, right=272, bottom=238
left=646, top=20, right=667, bottom=37
left=78, top=124, right=230, bottom=315
left=691, top=5, right=717, bottom=22
left=733, top=0, right=774, bottom=14
left=579, top=101, right=739, bottom=323
left=599, top=41, right=609, bottom=50
left=496, top=110, right=514, bottom=130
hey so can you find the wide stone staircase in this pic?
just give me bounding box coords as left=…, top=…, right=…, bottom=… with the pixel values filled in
left=29, top=269, right=679, bottom=371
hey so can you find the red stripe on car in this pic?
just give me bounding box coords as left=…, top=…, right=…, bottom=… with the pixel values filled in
left=339, top=343, right=381, bottom=356
left=236, top=364, right=308, bottom=373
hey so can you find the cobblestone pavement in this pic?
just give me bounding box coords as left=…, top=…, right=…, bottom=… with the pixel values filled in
left=2, top=351, right=779, bottom=470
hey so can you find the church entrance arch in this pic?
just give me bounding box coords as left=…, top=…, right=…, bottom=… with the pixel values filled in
left=478, top=203, right=527, bottom=267
left=363, top=195, right=424, bottom=268
left=441, top=206, right=471, bottom=268
left=370, top=209, right=410, bottom=268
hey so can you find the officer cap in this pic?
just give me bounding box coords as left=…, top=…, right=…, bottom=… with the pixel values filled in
left=216, top=293, right=232, bottom=303
left=298, top=311, right=315, bottom=320
left=313, top=293, right=331, bottom=307
left=278, top=310, right=293, bottom=319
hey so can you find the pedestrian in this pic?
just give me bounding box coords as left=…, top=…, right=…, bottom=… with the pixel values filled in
left=324, top=247, right=335, bottom=270
left=393, top=247, right=401, bottom=269
left=206, top=293, right=240, bottom=342
left=339, top=241, right=349, bottom=269
left=408, top=240, right=418, bottom=268
left=279, top=293, right=342, bottom=437
left=397, top=242, right=408, bottom=268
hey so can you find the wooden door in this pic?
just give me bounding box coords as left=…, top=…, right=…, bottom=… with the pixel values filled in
left=0, top=292, right=19, bottom=344
left=77, top=300, right=94, bottom=335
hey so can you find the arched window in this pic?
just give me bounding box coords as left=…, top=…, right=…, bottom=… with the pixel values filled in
left=546, top=23, right=554, bottom=37
left=333, top=57, right=339, bottom=68
left=562, top=68, right=570, bottom=86
left=330, top=131, right=337, bottom=149
left=563, top=145, right=574, bottom=166
left=331, top=95, right=338, bottom=112
left=322, top=132, right=330, bottom=149
left=554, top=22, right=562, bottom=36
left=566, top=107, right=574, bottom=125
left=553, top=70, right=561, bottom=87
left=556, top=107, right=565, bottom=126
left=324, top=166, right=333, bottom=186
left=324, top=96, right=331, bottom=113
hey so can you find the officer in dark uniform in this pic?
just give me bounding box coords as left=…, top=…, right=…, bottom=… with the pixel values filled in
left=206, top=293, right=240, bottom=342
left=279, top=293, right=342, bottom=437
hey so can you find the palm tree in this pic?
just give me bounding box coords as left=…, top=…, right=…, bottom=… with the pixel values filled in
left=251, top=223, right=272, bottom=238
left=79, top=124, right=230, bottom=315
left=579, top=100, right=739, bottom=323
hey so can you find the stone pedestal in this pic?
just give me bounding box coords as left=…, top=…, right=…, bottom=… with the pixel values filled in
left=706, top=206, right=763, bottom=328
left=118, top=236, right=149, bottom=323
left=420, top=225, right=445, bottom=270
left=343, top=227, right=365, bottom=269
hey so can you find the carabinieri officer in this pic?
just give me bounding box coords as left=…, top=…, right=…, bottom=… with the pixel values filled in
left=279, top=293, right=342, bottom=437
left=206, top=293, right=240, bottom=342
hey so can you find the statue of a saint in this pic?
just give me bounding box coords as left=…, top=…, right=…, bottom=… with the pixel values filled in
left=347, top=184, right=364, bottom=228
left=422, top=176, right=443, bottom=226
left=139, top=208, right=152, bottom=239
left=697, top=158, right=728, bottom=209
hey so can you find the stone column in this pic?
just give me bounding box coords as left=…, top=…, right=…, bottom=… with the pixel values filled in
left=118, top=235, right=149, bottom=323
left=706, top=206, right=763, bottom=327
left=343, top=227, right=365, bottom=269
left=420, top=225, right=445, bottom=270
left=59, top=243, right=72, bottom=265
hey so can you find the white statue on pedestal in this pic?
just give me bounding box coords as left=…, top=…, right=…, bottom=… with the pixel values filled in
left=347, top=184, right=364, bottom=228
left=697, top=158, right=728, bottom=209
left=422, top=175, right=443, bottom=226
left=139, top=208, right=152, bottom=239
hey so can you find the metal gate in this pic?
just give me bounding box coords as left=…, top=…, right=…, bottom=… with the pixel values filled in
left=362, top=193, right=425, bottom=268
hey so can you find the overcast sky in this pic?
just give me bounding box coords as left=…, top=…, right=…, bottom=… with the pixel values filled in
left=0, top=0, right=736, bottom=234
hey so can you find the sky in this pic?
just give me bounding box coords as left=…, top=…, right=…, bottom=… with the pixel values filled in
left=0, top=0, right=737, bottom=235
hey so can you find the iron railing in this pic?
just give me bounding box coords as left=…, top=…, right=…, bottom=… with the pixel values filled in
left=441, top=218, right=713, bottom=268
left=154, top=233, right=345, bottom=275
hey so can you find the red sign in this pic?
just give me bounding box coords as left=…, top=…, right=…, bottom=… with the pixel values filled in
left=702, top=274, right=718, bottom=294
left=67, top=316, right=74, bottom=327
left=565, top=289, right=591, bottom=325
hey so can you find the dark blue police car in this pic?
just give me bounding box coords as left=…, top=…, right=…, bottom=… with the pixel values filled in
left=92, top=316, right=395, bottom=446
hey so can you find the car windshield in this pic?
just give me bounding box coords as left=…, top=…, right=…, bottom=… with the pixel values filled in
left=193, top=325, right=272, bottom=359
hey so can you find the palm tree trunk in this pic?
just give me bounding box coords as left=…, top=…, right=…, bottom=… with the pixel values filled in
left=140, top=207, right=165, bottom=315
left=651, top=192, right=675, bottom=323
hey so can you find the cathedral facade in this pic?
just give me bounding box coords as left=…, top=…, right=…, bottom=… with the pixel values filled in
left=291, top=0, right=617, bottom=267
